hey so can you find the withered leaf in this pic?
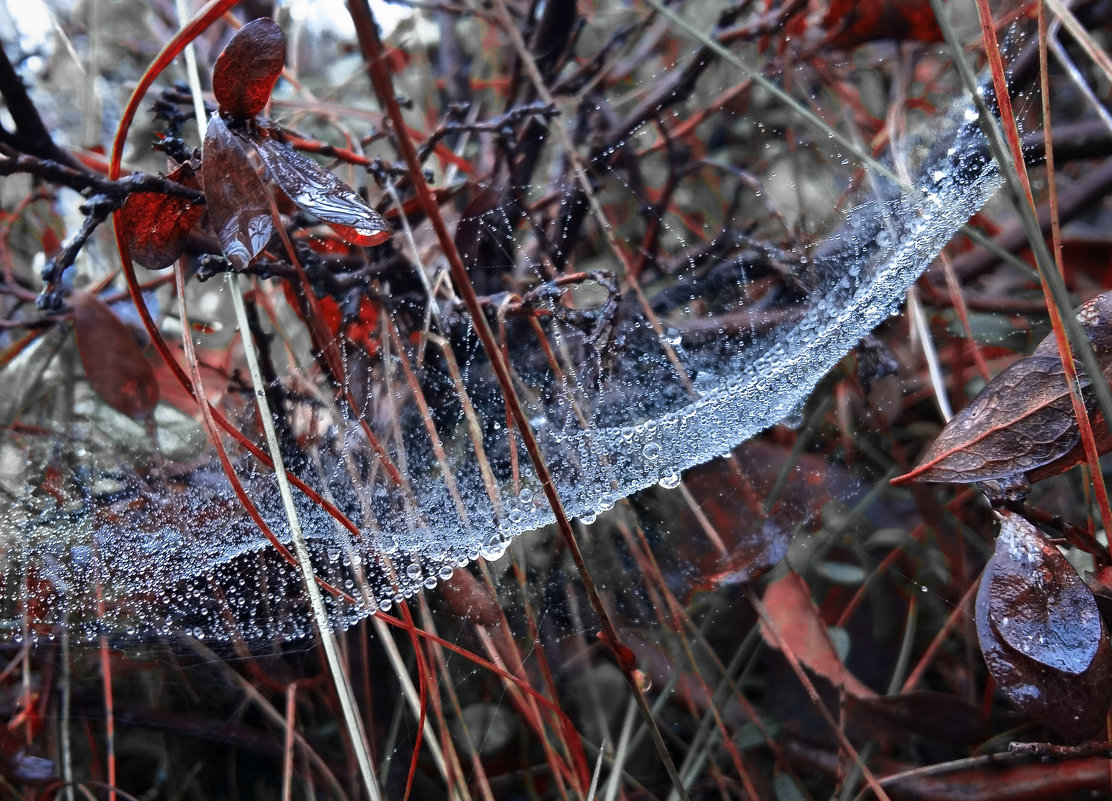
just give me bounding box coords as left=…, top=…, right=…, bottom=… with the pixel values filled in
left=895, top=290, right=1112, bottom=485
left=202, top=115, right=273, bottom=269
left=212, top=18, right=286, bottom=120
left=976, top=512, right=1112, bottom=739
left=761, top=572, right=875, bottom=698
left=252, top=134, right=391, bottom=246
left=72, top=293, right=159, bottom=420
left=895, top=355, right=1085, bottom=484
left=118, top=162, right=204, bottom=269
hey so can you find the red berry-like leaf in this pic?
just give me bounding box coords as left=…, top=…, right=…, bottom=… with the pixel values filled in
left=976, top=512, right=1112, bottom=739
left=72, top=292, right=159, bottom=420
left=252, top=133, right=392, bottom=246
left=118, top=162, right=204, bottom=269
left=202, top=115, right=273, bottom=269
left=212, top=18, right=286, bottom=119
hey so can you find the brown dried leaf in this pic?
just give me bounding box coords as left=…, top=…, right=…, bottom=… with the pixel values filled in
left=894, top=355, right=1084, bottom=484
left=202, top=115, right=273, bottom=269
left=895, top=290, right=1112, bottom=485
left=118, top=162, right=204, bottom=269
left=71, top=293, right=159, bottom=420
left=761, top=572, right=875, bottom=698
left=212, top=18, right=285, bottom=119
left=976, top=512, right=1112, bottom=739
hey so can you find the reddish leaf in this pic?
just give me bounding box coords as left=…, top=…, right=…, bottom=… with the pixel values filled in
left=71, top=293, right=159, bottom=420
left=252, top=133, right=391, bottom=246
left=895, top=291, right=1112, bottom=486
left=212, top=18, right=285, bottom=119
left=822, top=0, right=943, bottom=49
left=202, top=115, right=273, bottom=269
left=761, top=572, right=875, bottom=698
left=118, top=162, right=204, bottom=269
left=976, top=512, right=1112, bottom=739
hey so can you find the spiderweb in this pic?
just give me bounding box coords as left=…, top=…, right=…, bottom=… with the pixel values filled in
left=0, top=3, right=1003, bottom=641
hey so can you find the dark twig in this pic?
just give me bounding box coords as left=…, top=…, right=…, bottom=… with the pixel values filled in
left=37, top=196, right=115, bottom=310
left=0, top=154, right=205, bottom=204
left=0, top=44, right=85, bottom=170
left=415, top=101, right=559, bottom=164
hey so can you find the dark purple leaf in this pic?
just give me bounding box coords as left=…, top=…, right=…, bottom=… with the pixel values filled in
left=897, top=290, right=1112, bottom=486
left=202, top=115, right=273, bottom=269
left=988, top=513, right=1101, bottom=673
left=894, top=355, right=1084, bottom=484
left=976, top=512, right=1112, bottom=739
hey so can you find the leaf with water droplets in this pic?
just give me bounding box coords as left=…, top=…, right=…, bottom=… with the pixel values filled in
left=988, top=512, right=1101, bottom=673
left=893, top=355, right=1085, bottom=485
left=976, top=512, right=1112, bottom=739
left=118, top=162, right=204, bottom=269
left=212, top=18, right=286, bottom=119
left=896, top=291, right=1112, bottom=486
left=202, top=115, right=273, bottom=269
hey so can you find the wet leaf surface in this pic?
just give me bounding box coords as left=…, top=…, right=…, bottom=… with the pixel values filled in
left=895, top=355, right=1084, bottom=484
left=201, top=115, right=272, bottom=269
left=118, top=162, right=204, bottom=269
left=71, top=293, right=159, bottom=420
left=896, top=290, right=1112, bottom=486
left=976, top=512, right=1112, bottom=739
left=988, top=513, right=1101, bottom=673
left=211, top=18, right=286, bottom=119
left=252, top=134, right=391, bottom=246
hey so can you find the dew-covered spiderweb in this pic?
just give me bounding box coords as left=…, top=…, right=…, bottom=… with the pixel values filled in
left=0, top=4, right=1005, bottom=641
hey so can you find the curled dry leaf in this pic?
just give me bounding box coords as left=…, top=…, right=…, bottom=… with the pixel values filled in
left=212, top=18, right=286, bottom=119
left=202, top=115, right=273, bottom=270
left=253, top=134, right=391, bottom=246
left=895, top=291, right=1112, bottom=486
left=761, top=572, right=874, bottom=698
left=71, top=293, right=159, bottom=420
left=118, top=162, right=204, bottom=269
left=976, top=512, right=1112, bottom=739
